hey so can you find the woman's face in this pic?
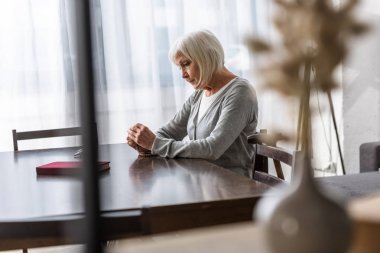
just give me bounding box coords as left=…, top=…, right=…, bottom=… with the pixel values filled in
left=174, top=53, right=202, bottom=89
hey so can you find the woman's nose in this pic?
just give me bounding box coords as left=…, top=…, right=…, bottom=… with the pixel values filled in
left=181, top=69, right=189, bottom=78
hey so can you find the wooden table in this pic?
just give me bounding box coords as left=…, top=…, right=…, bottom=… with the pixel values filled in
left=316, top=172, right=380, bottom=201
left=109, top=222, right=269, bottom=253
left=107, top=219, right=380, bottom=253
left=108, top=175, right=380, bottom=253
left=0, top=143, right=271, bottom=250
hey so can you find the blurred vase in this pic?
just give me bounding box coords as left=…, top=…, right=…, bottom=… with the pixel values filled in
left=262, top=151, right=352, bottom=253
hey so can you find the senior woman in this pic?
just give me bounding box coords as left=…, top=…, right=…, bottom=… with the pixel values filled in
left=127, top=30, right=258, bottom=177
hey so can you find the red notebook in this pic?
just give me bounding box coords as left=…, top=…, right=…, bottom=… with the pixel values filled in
left=36, top=161, right=110, bottom=175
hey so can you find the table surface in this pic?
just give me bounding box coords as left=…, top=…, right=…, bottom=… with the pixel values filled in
left=109, top=193, right=380, bottom=253
left=316, top=171, right=380, bottom=202
left=0, top=143, right=271, bottom=220
left=108, top=218, right=378, bottom=253
left=2, top=144, right=380, bottom=251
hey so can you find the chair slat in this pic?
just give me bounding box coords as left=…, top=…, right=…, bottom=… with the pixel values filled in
left=273, top=160, right=285, bottom=180
left=249, top=131, right=294, bottom=185
left=12, top=127, right=81, bottom=151
left=256, top=145, right=293, bottom=167
left=253, top=171, right=284, bottom=186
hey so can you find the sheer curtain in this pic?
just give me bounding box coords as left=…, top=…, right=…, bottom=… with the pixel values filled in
left=0, top=0, right=274, bottom=151
left=96, top=0, right=345, bottom=176
left=0, top=0, right=81, bottom=151
left=97, top=0, right=274, bottom=144
left=0, top=0, right=349, bottom=176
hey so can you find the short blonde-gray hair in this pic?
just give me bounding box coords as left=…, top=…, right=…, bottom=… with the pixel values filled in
left=169, top=30, right=225, bottom=87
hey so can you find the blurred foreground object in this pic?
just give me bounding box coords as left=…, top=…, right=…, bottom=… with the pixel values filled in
left=248, top=0, right=369, bottom=252
left=349, top=193, right=380, bottom=253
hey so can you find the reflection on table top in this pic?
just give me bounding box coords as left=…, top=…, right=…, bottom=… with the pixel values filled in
left=110, top=193, right=380, bottom=253
left=0, top=143, right=271, bottom=220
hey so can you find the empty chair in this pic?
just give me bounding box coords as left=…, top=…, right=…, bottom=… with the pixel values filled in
left=12, top=127, right=81, bottom=151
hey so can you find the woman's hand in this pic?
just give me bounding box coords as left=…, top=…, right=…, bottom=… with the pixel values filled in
left=127, top=123, right=156, bottom=150
left=127, top=136, right=153, bottom=157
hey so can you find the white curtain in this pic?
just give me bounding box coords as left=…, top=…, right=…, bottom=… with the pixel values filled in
left=0, top=0, right=275, bottom=151
left=96, top=0, right=347, bottom=176
left=0, top=0, right=345, bottom=177
left=0, top=0, right=80, bottom=150
left=98, top=0, right=274, bottom=144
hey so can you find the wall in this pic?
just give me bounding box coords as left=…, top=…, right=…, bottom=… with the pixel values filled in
left=343, top=0, right=380, bottom=173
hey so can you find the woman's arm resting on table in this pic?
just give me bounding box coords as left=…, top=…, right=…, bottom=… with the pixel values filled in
left=155, top=93, right=194, bottom=140
left=152, top=85, right=257, bottom=160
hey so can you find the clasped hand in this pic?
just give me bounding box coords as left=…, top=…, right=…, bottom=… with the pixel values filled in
left=127, top=123, right=156, bottom=155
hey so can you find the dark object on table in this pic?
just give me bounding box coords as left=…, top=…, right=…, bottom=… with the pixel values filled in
left=36, top=161, right=110, bottom=175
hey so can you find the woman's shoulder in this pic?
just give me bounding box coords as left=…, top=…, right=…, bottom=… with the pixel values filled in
left=232, top=77, right=252, bottom=87
left=228, top=77, right=256, bottom=97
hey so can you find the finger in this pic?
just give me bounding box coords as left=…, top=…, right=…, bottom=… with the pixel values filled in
left=126, top=137, right=135, bottom=145
left=127, top=141, right=135, bottom=149
left=130, top=135, right=142, bottom=147
left=128, top=129, right=137, bottom=139
left=128, top=135, right=137, bottom=144
left=128, top=127, right=138, bottom=134
left=134, top=123, right=146, bottom=130
left=131, top=123, right=141, bottom=130
left=127, top=136, right=138, bottom=146
left=127, top=140, right=139, bottom=150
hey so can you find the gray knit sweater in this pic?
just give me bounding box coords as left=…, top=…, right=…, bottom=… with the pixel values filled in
left=152, top=77, right=258, bottom=176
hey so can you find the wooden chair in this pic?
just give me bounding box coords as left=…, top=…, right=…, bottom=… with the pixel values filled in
left=12, top=127, right=82, bottom=151
left=248, top=130, right=294, bottom=186
left=10, top=127, right=81, bottom=252
left=360, top=141, right=380, bottom=173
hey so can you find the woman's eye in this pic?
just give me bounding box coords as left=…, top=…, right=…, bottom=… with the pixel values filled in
left=178, top=61, right=190, bottom=70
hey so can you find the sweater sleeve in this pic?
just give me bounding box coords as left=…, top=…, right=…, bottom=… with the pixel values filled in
left=152, top=85, right=257, bottom=160
left=155, top=93, right=194, bottom=141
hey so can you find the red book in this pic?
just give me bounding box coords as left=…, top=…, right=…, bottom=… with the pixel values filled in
left=36, top=161, right=110, bottom=175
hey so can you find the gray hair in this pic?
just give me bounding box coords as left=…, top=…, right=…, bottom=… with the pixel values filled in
left=169, top=30, right=225, bottom=87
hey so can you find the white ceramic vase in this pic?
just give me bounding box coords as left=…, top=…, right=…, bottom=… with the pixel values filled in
left=260, top=152, right=352, bottom=253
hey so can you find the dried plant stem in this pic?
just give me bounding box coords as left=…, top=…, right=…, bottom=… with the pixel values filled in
left=296, top=61, right=313, bottom=156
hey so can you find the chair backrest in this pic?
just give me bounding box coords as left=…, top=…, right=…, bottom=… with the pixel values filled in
left=359, top=141, right=380, bottom=173
left=248, top=130, right=294, bottom=186
left=12, top=127, right=81, bottom=151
